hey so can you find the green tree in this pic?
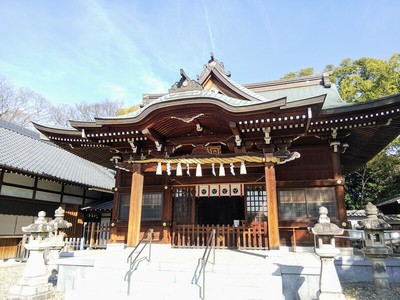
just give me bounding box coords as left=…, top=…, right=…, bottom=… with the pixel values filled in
left=334, top=55, right=400, bottom=208
left=330, top=54, right=400, bottom=102
left=281, top=67, right=314, bottom=79
left=345, top=138, right=400, bottom=209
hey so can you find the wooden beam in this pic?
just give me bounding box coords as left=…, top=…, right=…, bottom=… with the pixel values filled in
left=229, top=121, right=240, bottom=136
left=265, top=156, right=280, bottom=250
left=169, top=134, right=234, bottom=146
left=127, top=163, right=144, bottom=247
left=142, top=128, right=165, bottom=150
left=229, top=121, right=242, bottom=147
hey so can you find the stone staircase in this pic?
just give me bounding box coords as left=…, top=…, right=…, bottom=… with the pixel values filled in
left=62, top=245, right=282, bottom=300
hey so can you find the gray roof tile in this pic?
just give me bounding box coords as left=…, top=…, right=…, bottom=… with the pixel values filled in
left=256, top=84, right=348, bottom=109
left=0, top=120, right=114, bottom=190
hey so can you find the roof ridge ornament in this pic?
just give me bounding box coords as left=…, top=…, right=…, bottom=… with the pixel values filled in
left=198, top=52, right=231, bottom=80
left=169, top=69, right=203, bottom=93
left=322, top=72, right=332, bottom=88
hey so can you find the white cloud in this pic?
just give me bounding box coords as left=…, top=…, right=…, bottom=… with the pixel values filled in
left=106, top=84, right=130, bottom=100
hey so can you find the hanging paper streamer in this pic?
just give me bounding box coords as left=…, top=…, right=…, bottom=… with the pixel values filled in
left=156, top=162, right=162, bottom=175
left=219, top=163, right=225, bottom=176
left=186, top=163, right=190, bottom=176
left=211, top=163, right=216, bottom=176
left=176, top=162, right=183, bottom=176
left=230, top=163, right=235, bottom=175
left=166, top=162, right=171, bottom=175
left=196, top=163, right=202, bottom=177
left=240, top=161, right=247, bottom=174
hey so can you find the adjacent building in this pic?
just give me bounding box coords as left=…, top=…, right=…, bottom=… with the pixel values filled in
left=0, top=119, right=114, bottom=258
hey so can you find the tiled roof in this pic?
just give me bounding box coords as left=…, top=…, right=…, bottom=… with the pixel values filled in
left=0, top=120, right=114, bottom=190
left=347, top=209, right=400, bottom=223
left=347, top=209, right=367, bottom=217
left=214, top=67, right=269, bottom=102
left=377, top=195, right=400, bottom=207
left=254, top=82, right=347, bottom=110
left=81, top=200, right=113, bottom=211
left=104, top=89, right=276, bottom=120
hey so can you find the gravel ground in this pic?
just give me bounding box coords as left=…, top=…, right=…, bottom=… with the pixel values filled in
left=0, top=263, right=64, bottom=300
left=1, top=262, right=400, bottom=299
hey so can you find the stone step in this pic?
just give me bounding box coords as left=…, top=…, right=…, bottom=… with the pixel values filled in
left=65, top=280, right=279, bottom=300
left=81, top=269, right=276, bottom=287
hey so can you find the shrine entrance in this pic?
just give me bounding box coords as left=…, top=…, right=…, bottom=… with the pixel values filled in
left=171, top=186, right=268, bottom=249
left=196, top=196, right=244, bottom=226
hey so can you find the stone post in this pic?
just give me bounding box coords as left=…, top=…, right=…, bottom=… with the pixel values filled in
left=8, top=211, right=55, bottom=300
left=309, top=207, right=345, bottom=300
left=357, top=202, right=392, bottom=293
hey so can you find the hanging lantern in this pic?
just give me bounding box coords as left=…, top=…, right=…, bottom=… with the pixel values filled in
left=219, top=163, right=225, bottom=176
left=240, top=161, right=247, bottom=175
left=196, top=163, right=202, bottom=177
left=156, top=162, right=162, bottom=175
left=176, top=162, right=183, bottom=176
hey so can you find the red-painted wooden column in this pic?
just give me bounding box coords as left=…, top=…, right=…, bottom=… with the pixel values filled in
left=265, top=156, right=280, bottom=250
left=127, top=163, right=144, bottom=247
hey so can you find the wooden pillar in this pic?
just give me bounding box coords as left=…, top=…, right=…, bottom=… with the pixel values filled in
left=331, top=152, right=346, bottom=222
left=127, top=163, right=144, bottom=247
left=162, top=187, right=172, bottom=243
left=265, top=157, right=280, bottom=250
left=110, top=169, right=122, bottom=243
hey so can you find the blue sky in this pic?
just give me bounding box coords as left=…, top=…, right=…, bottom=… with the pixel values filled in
left=0, top=0, right=399, bottom=106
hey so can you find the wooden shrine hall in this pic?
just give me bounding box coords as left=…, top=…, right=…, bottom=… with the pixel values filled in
left=34, top=56, right=400, bottom=250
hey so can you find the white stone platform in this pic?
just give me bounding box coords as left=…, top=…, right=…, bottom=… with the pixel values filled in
left=55, top=244, right=399, bottom=300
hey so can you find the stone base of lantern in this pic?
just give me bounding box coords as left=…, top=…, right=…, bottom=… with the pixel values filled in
left=7, top=281, right=54, bottom=300
left=316, top=248, right=346, bottom=300
left=8, top=246, right=55, bottom=300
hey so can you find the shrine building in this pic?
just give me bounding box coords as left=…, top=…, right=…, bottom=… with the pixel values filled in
left=33, top=57, right=400, bottom=250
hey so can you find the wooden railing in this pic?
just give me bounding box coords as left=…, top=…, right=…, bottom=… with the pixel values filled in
left=81, top=222, right=110, bottom=249
left=64, top=222, right=110, bottom=250
left=172, top=223, right=268, bottom=250
left=15, top=235, right=29, bottom=262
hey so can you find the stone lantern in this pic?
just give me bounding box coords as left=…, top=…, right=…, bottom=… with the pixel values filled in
left=47, top=206, right=72, bottom=266
left=8, top=211, right=55, bottom=299
left=357, top=202, right=392, bottom=293
left=309, top=207, right=345, bottom=300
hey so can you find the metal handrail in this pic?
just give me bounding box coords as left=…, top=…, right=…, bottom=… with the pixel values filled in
left=192, top=228, right=216, bottom=300
left=125, top=228, right=153, bottom=295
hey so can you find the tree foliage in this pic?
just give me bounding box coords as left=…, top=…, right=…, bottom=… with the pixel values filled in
left=117, top=104, right=140, bottom=116
left=330, top=54, right=400, bottom=102
left=345, top=138, right=400, bottom=209
left=51, top=99, right=124, bottom=126
left=334, top=54, right=400, bottom=208
left=281, top=67, right=314, bottom=79
left=0, top=75, right=53, bottom=127
left=0, top=75, right=126, bottom=127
